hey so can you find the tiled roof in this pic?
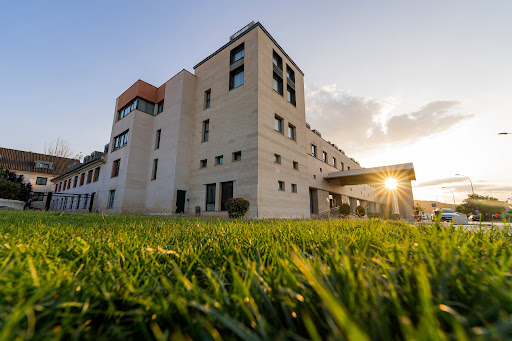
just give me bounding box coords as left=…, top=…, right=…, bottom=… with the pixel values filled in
left=0, top=147, right=77, bottom=176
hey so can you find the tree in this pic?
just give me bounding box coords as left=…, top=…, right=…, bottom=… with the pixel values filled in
left=456, top=193, right=503, bottom=219
left=414, top=203, right=424, bottom=214
left=0, top=167, right=33, bottom=207
left=44, top=137, right=74, bottom=158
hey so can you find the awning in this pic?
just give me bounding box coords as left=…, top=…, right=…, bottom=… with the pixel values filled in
left=324, top=163, right=416, bottom=185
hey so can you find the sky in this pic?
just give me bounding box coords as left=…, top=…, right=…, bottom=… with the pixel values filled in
left=1, top=0, right=511, bottom=204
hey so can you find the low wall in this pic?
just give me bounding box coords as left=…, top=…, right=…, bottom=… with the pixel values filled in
left=0, top=198, right=25, bottom=211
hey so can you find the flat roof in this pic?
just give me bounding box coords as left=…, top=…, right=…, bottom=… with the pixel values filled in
left=324, top=163, right=416, bottom=185
left=193, top=22, right=304, bottom=76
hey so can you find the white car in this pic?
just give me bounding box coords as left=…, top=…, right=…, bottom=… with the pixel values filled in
left=431, top=208, right=459, bottom=222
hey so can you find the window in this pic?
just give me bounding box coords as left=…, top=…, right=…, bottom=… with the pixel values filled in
left=286, top=65, right=295, bottom=82
left=230, top=43, right=244, bottom=64
left=113, top=130, right=129, bottom=151
left=79, top=173, right=85, bottom=186
left=274, top=154, right=281, bottom=164
left=273, top=73, right=283, bottom=95
left=200, top=159, right=207, bottom=168
left=216, top=155, right=223, bottom=165
left=204, top=89, right=211, bottom=109
left=229, top=66, right=244, bottom=89
left=232, top=151, right=242, bottom=161
left=151, top=159, right=158, bottom=180
left=311, top=144, right=317, bottom=157
left=206, top=184, right=216, bottom=211
left=323, top=151, right=328, bottom=163
left=287, top=86, right=296, bottom=106
left=221, top=181, right=234, bottom=211
left=348, top=166, right=351, bottom=170
left=293, top=161, right=299, bottom=170
left=155, top=129, right=161, bottom=149
left=340, top=162, right=344, bottom=171
left=63, top=180, right=67, bottom=190
left=67, top=180, right=71, bottom=190
left=35, top=161, right=52, bottom=169
left=274, top=115, right=283, bottom=133
left=288, top=124, right=296, bottom=140
left=93, top=167, right=100, bottom=182
left=202, top=120, right=209, bottom=142
left=112, top=159, right=121, bottom=177
left=108, top=190, right=115, bottom=209
left=291, top=184, right=297, bottom=193
left=278, top=181, right=285, bottom=191
left=273, top=51, right=283, bottom=69
left=332, top=157, right=337, bottom=168
left=87, top=169, right=93, bottom=184
left=117, top=98, right=155, bottom=120
left=35, top=177, right=47, bottom=185
left=73, top=176, right=78, bottom=187
left=33, top=192, right=44, bottom=201
left=157, top=101, right=164, bottom=114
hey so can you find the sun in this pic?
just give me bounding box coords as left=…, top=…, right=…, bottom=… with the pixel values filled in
left=385, top=178, right=398, bottom=190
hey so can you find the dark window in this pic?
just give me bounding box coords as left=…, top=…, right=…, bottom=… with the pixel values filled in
left=348, top=166, right=351, bottom=170
left=274, top=115, right=283, bottom=133
left=87, top=169, right=93, bottom=184
left=311, top=144, right=317, bottom=157
left=35, top=177, right=47, bottom=185
left=288, top=124, right=296, bottom=140
left=200, top=159, right=207, bottom=168
left=151, top=159, right=158, bottom=180
left=73, top=176, right=78, bottom=187
left=286, top=65, right=295, bottom=82
left=278, top=181, right=285, bottom=191
left=291, top=184, right=297, bottom=193
left=113, top=130, right=129, bottom=151
left=79, top=173, right=85, bottom=186
left=108, top=190, right=115, bottom=209
left=340, top=162, right=344, bottom=171
left=230, top=43, right=244, bottom=64
left=157, top=100, right=164, bottom=114
left=155, top=129, right=161, bottom=149
left=229, top=66, right=244, bottom=89
left=323, top=152, right=328, bottom=163
left=206, top=184, right=216, bottom=211
left=33, top=192, right=44, bottom=201
left=204, top=89, right=211, bottom=109
left=118, top=98, right=155, bottom=120
left=273, top=51, right=283, bottom=70
left=287, top=86, right=296, bottom=106
left=233, top=151, right=242, bottom=161
left=332, top=157, right=336, bottom=168
left=293, top=161, right=298, bottom=170
left=273, top=73, right=283, bottom=95
left=112, top=159, right=121, bottom=177
left=93, top=167, right=100, bottom=182
left=216, top=155, right=223, bottom=165
left=202, top=120, right=209, bottom=142
left=221, top=181, right=234, bottom=211
left=274, top=154, right=281, bottom=164
left=67, top=180, right=71, bottom=189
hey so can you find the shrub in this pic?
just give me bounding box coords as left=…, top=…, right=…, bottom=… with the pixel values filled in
left=0, top=167, right=33, bottom=206
left=225, top=198, right=250, bottom=219
left=0, top=179, right=21, bottom=200
left=356, top=205, right=365, bottom=217
left=339, top=203, right=351, bottom=216
left=368, top=212, right=401, bottom=220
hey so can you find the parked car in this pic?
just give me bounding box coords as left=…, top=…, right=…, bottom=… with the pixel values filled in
left=492, top=214, right=501, bottom=220
left=432, top=208, right=459, bottom=222
left=469, top=214, right=481, bottom=222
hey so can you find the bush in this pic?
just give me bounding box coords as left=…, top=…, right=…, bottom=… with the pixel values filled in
left=339, top=203, right=351, bottom=216
left=0, top=180, right=22, bottom=200
left=225, top=198, right=250, bottom=219
left=356, top=205, right=365, bottom=217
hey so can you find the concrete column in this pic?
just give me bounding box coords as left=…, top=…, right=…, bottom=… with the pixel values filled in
left=317, top=189, right=330, bottom=214
left=397, top=181, right=415, bottom=221
left=349, top=197, right=358, bottom=214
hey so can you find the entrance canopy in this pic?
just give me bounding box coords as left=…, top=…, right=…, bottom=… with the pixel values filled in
left=324, top=163, right=416, bottom=185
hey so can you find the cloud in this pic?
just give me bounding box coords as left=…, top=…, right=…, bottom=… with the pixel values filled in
left=305, top=84, right=474, bottom=152
left=414, top=177, right=468, bottom=188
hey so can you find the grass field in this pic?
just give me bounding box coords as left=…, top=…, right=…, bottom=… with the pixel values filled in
left=0, top=211, right=511, bottom=340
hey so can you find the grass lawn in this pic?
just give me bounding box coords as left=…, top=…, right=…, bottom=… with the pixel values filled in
left=0, top=211, right=511, bottom=340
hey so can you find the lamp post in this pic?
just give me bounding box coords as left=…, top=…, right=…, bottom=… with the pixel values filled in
left=442, top=187, right=456, bottom=205
left=455, top=173, right=474, bottom=195
left=433, top=195, right=439, bottom=209
left=498, top=132, right=509, bottom=135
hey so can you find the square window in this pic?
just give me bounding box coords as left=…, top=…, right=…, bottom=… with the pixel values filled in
left=35, top=177, right=47, bottom=185
left=274, top=154, right=281, bottom=164
left=293, top=161, right=298, bottom=170
left=202, top=120, right=209, bottom=142
left=291, top=184, right=297, bottom=193
left=204, top=89, right=211, bottom=109
left=230, top=66, right=244, bottom=89
left=274, top=115, right=283, bottom=133
left=232, top=151, right=242, bottom=161
left=278, top=181, right=285, bottom=191
left=151, top=159, right=158, bottom=180
left=273, top=51, right=283, bottom=69
left=311, top=144, right=317, bottom=157
left=288, top=124, right=296, bottom=140
left=216, top=155, right=223, bottom=165
left=230, top=43, right=244, bottom=64
left=200, top=159, right=207, bottom=168
left=155, top=129, right=161, bottom=149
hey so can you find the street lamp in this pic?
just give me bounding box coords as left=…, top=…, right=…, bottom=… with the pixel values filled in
left=442, top=187, right=456, bottom=205
left=455, top=173, right=475, bottom=195
left=433, top=195, right=439, bottom=208
left=498, top=132, right=509, bottom=135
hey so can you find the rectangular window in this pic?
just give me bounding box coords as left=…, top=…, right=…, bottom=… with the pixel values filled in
left=67, top=180, right=71, bottom=189
left=221, top=181, right=234, bottom=211
left=311, top=144, right=317, bottom=157
left=136, top=98, right=155, bottom=115
left=108, top=190, right=115, bottom=209
left=202, top=120, right=209, bottom=142
left=117, top=98, right=155, bottom=120
left=332, top=157, right=337, bottom=168
left=93, top=167, right=100, bottom=182
left=286, top=65, right=295, bottom=82
left=113, top=130, right=129, bottom=151
left=273, top=73, right=283, bottom=95
left=323, top=151, right=328, bottom=163
left=216, top=155, right=223, bottom=165
left=348, top=166, right=351, bottom=170
left=288, top=124, right=296, bottom=140
left=204, top=89, right=211, bottom=109
left=278, top=181, right=285, bottom=191
left=229, top=66, right=244, bottom=89
left=293, top=161, right=298, bottom=170
left=157, top=100, right=164, bottom=114
left=230, top=43, right=244, bottom=64
left=273, top=51, right=283, bottom=69
left=87, top=169, right=93, bottom=184
left=274, top=115, right=283, bottom=133
left=73, top=176, right=78, bottom=187
left=79, top=173, right=85, bottom=186
left=63, top=180, right=67, bottom=190
left=35, top=161, right=52, bottom=169
left=155, top=129, right=161, bottom=149
left=232, top=151, right=242, bottom=161
left=151, top=159, right=158, bottom=180
left=274, top=154, right=281, bottom=164
left=206, top=184, right=216, bottom=211
left=287, top=86, right=296, bottom=106
left=200, top=159, right=207, bottom=168
left=35, top=177, right=47, bottom=185
left=291, top=184, right=297, bottom=193
left=112, top=159, right=121, bottom=177
left=33, top=192, right=44, bottom=201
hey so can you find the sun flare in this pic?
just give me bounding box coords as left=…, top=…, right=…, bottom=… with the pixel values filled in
left=385, top=178, right=398, bottom=190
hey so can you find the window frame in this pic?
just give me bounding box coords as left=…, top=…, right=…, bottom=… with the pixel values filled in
left=112, top=130, right=129, bottom=151
left=108, top=190, right=115, bottom=209
left=287, top=86, right=296, bottom=106
left=35, top=177, right=47, bottom=185
left=202, top=120, right=209, bottom=142
left=311, top=144, right=317, bottom=157
left=293, top=161, right=299, bottom=170
left=273, top=50, right=283, bottom=70
left=288, top=123, right=296, bottom=140
left=204, top=89, right=211, bottom=109
left=155, top=129, right=161, bottom=149
left=93, top=167, right=100, bottom=182
left=200, top=159, right=207, bottom=168
left=273, top=73, right=283, bottom=95
left=274, top=115, right=284, bottom=134
left=323, top=151, right=328, bottom=163
left=291, top=184, right=297, bottom=193
left=206, top=183, right=216, bottom=211
left=112, top=159, right=121, bottom=178
left=229, top=66, right=244, bottom=89
left=278, top=181, right=285, bottom=191
left=215, top=155, right=223, bottom=165
left=87, top=169, right=93, bottom=184
left=230, top=43, right=245, bottom=64
left=232, top=151, right=242, bottom=161
left=274, top=154, right=281, bottom=164
left=151, top=159, right=158, bottom=180
left=286, top=65, right=295, bottom=82
left=157, top=100, right=164, bottom=114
